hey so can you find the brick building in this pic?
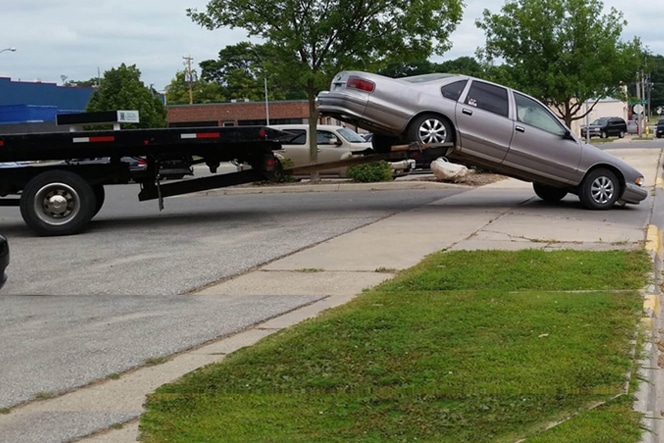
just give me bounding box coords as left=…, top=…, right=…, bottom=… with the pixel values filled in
left=167, top=99, right=313, bottom=127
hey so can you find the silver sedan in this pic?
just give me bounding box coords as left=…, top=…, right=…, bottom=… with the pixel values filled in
left=317, top=71, right=647, bottom=209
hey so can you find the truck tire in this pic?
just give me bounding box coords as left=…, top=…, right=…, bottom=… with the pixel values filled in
left=20, top=170, right=96, bottom=236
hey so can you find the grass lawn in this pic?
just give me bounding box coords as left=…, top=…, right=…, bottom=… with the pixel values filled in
left=139, top=249, right=651, bottom=443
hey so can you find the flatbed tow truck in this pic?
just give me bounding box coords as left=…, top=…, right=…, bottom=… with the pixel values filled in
left=0, top=111, right=432, bottom=236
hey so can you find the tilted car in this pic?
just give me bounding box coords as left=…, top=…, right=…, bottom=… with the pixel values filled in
left=317, top=71, right=647, bottom=209
left=267, top=124, right=415, bottom=178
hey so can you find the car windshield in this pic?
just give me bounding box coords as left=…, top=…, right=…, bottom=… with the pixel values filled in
left=401, top=73, right=456, bottom=83
left=337, top=127, right=367, bottom=143
left=591, top=119, right=607, bottom=125
left=658, top=120, right=664, bottom=127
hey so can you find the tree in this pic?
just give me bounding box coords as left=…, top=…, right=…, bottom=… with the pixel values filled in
left=86, top=63, right=167, bottom=128
left=165, top=70, right=225, bottom=105
left=188, top=0, right=463, bottom=181
left=475, top=0, right=643, bottom=126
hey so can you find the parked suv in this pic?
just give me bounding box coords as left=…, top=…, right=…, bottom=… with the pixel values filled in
left=580, top=117, right=627, bottom=139
left=656, top=119, right=664, bottom=138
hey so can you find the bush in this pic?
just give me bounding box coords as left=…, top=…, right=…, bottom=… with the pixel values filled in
left=347, top=161, right=393, bottom=182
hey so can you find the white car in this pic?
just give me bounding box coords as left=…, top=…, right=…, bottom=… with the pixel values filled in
left=268, top=124, right=415, bottom=178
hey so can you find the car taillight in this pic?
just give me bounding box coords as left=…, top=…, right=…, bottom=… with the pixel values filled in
left=347, top=76, right=375, bottom=92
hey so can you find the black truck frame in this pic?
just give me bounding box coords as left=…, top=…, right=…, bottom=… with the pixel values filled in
left=0, top=115, right=424, bottom=236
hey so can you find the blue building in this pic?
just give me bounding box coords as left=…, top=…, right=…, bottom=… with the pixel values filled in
left=0, top=77, right=95, bottom=133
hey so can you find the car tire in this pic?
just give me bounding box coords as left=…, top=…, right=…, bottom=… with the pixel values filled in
left=20, top=170, right=96, bottom=236
left=406, top=114, right=454, bottom=145
left=578, top=168, right=620, bottom=210
left=618, top=131, right=625, bottom=138
left=533, top=183, right=567, bottom=202
left=600, top=131, right=608, bottom=139
left=371, top=134, right=401, bottom=153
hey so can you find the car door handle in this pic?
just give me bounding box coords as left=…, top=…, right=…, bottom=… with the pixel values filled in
left=515, top=125, right=525, bottom=133
left=462, top=108, right=473, bottom=116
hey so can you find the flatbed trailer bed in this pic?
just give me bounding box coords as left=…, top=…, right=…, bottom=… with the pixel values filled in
left=0, top=122, right=436, bottom=237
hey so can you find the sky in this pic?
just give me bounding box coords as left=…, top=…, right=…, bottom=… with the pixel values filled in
left=1, top=1, right=662, bottom=92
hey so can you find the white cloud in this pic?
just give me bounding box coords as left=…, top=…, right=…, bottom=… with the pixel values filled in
left=1, top=1, right=662, bottom=89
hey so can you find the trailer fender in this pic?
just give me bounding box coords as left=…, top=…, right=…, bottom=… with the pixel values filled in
left=20, top=170, right=97, bottom=236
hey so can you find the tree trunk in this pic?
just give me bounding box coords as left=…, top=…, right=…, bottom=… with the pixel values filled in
left=307, top=78, right=320, bottom=183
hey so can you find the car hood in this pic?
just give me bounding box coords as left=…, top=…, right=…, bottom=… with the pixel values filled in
left=579, top=142, right=644, bottom=180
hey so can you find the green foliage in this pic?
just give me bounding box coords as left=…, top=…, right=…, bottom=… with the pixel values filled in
left=347, top=161, right=393, bottom=182
left=187, top=0, right=464, bottom=162
left=198, top=42, right=306, bottom=103
left=140, top=249, right=648, bottom=443
left=86, top=63, right=167, bottom=128
left=475, top=0, right=644, bottom=126
left=165, top=70, right=224, bottom=105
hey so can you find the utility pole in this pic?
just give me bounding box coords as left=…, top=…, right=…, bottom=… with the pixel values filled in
left=183, top=55, right=195, bottom=105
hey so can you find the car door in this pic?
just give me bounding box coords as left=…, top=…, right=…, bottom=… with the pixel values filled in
left=454, top=80, right=513, bottom=165
left=503, top=92, right=582, bottom=185
left=314, top=130, right=349, bottom=175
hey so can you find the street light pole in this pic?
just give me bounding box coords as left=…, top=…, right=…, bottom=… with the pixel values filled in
left=0, top=47, right=17, bottom=55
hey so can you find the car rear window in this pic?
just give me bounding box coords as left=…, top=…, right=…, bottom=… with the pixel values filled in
left=441, top=80, right=467, bottom=101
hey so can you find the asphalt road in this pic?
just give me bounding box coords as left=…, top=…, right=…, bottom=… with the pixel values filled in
left=0, top=184, right=465, bottom=409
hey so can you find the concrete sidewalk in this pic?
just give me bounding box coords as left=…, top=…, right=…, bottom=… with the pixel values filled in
left=1, top=148, right=662, bottom=443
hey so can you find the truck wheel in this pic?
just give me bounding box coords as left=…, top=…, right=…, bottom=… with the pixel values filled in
left=20, top=170, right=96, bottom=236
left=578, top=168, right=619, bottom=210
left=533, top=183, right=567, bottom=202
left=92, top=185, right=105, bottom=217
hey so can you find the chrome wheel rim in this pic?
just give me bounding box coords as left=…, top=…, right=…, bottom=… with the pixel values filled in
left=590, top=176, right=615, bottom=205
left=33, top=183, right=80, bottom=226
left=418, top=119, right=447, bottom=143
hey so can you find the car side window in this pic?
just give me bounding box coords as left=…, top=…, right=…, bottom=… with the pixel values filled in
left=514, top=92, right=566, bottom=136
left=279, top=129, right=306, bottom=144
left=440, top=80, right=467, bottom=101
left=316, top=131, right=338, bottom=145
left=465, top=81, right=508, bottom=117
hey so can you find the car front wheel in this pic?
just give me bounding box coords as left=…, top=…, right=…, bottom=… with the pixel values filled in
left=406, top=114, right=454, bottom=145
left=533, top=183, right=567, bottom=202
left=618, top=131, right=625, bottom=138
left=578, top=168, right=620, bottom=210
left=600, top=131, right=608, bottom=138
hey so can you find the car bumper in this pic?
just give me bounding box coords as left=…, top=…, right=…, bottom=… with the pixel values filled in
left=620, top=183, right=648, bottom=205
left=390, top=159, right=416, bottom=177
left=317, top=91, right=398, bottom=135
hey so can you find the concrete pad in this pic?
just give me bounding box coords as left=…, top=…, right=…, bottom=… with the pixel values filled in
left=193, top=270, right=392, bottom=296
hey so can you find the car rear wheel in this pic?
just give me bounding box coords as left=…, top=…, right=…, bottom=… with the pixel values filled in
left=406, top=114, right=454, bottom=145
left=618, top=131, right=625, bottom=138
left=578, top=168, right=620, bottom=210
left=533, top=183, right=567, bottom=202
